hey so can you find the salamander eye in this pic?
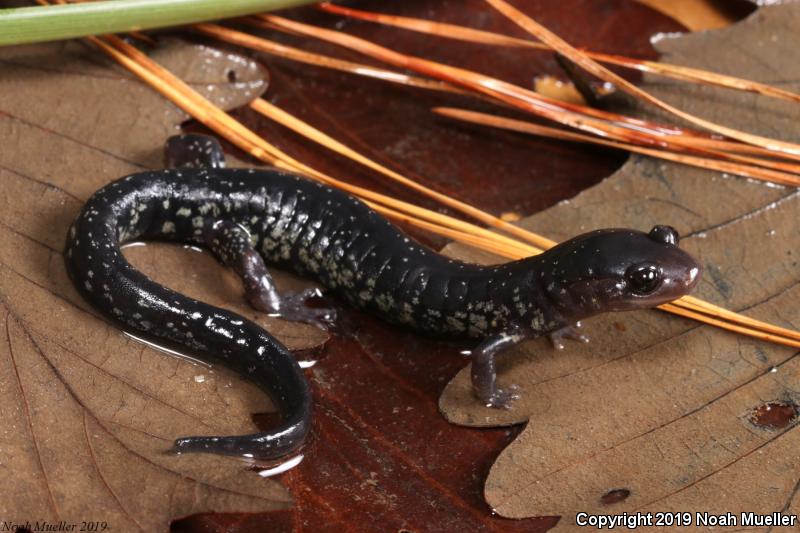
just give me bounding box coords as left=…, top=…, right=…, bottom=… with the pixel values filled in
left=626, top=262, right=662, bottom=295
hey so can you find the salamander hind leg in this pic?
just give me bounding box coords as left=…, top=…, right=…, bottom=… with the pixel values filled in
left=470, top=327, right=528, bottom=410
left=165, top=133, right=227, bottom=169
left=548, top=321, right=590, bottom=351
left=205, top=220, right=336, bottom=330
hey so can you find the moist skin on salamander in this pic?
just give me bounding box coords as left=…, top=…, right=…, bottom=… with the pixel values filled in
left=64, top=134, right=701, bottom=461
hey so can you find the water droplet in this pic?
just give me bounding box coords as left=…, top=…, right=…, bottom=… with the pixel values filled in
left=749, top=401, right=798, bottom=430
left=258, top=453, right=304, bottom=477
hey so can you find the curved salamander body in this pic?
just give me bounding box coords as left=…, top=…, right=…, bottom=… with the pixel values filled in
left=65, top=136, right=701, bottom=461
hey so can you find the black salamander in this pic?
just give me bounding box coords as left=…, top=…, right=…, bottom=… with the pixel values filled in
left=65, top=134, right=701, bottom=461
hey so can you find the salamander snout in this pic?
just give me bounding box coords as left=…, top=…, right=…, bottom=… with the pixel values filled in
left=644, top=224, right=701, bottom=292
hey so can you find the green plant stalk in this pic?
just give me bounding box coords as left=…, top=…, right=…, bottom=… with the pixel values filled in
left=0, top=0, right=318, bottom=46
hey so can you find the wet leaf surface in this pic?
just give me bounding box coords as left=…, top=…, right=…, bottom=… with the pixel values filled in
left=0, top=1, right=687, bottom=531
left=439, top=4, right=800, bottom=526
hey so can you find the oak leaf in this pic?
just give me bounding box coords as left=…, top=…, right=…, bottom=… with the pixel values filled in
left=440, top=4, right=800, bottom=525
left=0, top=39, right=326, bottom=530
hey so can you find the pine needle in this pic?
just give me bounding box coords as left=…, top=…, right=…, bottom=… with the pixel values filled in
left=484, top=0, right=800, bottom=157
left=434, top=107, right=800, bottom=187
left=318, top=2, right=800, bottom=105
left=49, top=0, right=800, bottom=351
left=195, top=22, right=465, bottom=95
left=258, top=15, right=800, bottom=182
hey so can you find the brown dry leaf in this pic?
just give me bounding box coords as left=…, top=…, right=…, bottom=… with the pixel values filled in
left=440, top=4, right=800, bottom=525
left=0, top=39, right=326, bottom=529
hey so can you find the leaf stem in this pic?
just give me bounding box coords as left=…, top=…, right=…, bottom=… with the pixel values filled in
left=0, top=0, right=317, bottom=46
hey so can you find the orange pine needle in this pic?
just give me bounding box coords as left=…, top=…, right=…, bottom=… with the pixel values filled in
left=484, top=0, right=800, bottom=157
left=50, top=0, right=800, bottom=351
left=676, top=295, right=800, bottom=342
left=88, top=27, right=544, bottom=263
left=588, top=51, right=800, bottom=105
left=253, top=16, right=692, bottom=140
left=433, top=107, right=800, bottom=187
left=318, top=2, right=800, bottom=105
left=246, top=98, right=800, bottom=345
left=660, top=303, right=800, bottom=349
left=242, top=16, right=800, bottom=168
left=194, top=22, right=465, bottom=95
left=248, top=97, right=550, bottom=251
left=369, top=203, right=525, bottom=260
left=258, top=15, right=800, bottom=182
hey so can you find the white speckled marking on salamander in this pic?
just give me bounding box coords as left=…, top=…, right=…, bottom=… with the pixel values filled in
left=64, top=134, right=702, bottom=461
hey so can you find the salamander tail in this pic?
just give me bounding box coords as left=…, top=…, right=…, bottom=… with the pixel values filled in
left=169, top=406, right=311, bottom=461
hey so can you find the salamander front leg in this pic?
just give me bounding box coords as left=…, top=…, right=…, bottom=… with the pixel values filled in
left=205, top=220, right=336, bottom=330
left=548, top=321, right=590, bottom=350
left=165, top=133, right=227, bottom=169
left=471, top=328, right=528, bottom=409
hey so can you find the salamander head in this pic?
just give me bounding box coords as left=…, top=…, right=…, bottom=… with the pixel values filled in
left=539, top=226, right=701, bottom=320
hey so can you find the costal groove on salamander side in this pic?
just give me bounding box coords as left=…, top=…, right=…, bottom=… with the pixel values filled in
left=64, top=167, right=701, bottom=460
